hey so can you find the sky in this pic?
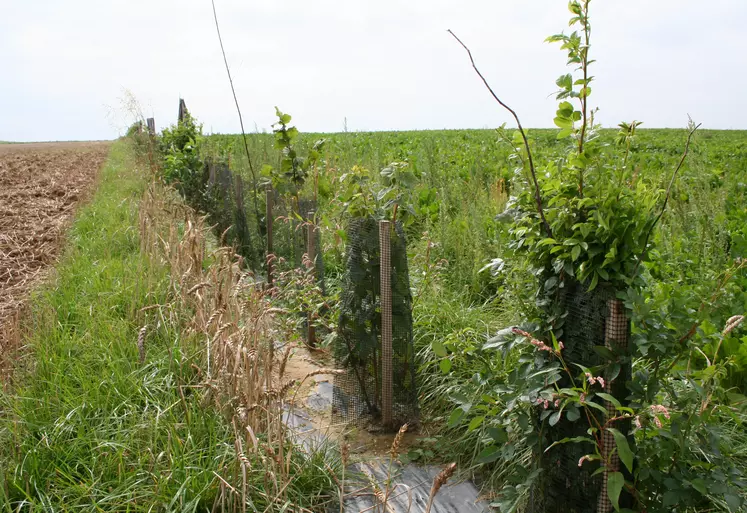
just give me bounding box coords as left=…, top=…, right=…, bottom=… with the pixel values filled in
left=1, top=0, right=746, bottom=141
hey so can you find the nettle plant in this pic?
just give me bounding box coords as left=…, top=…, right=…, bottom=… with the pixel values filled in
left=451, top=2, right=744, bottom=513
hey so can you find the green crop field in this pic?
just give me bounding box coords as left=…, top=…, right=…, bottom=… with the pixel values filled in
left=193, top=124, right=747, bottom=510
left=205, top=127, right=746, bottom=301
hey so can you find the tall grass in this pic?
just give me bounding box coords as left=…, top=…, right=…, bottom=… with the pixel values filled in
left=0, top=141, right=341, bottom=511
left=0, top=142, right=231, bottom=509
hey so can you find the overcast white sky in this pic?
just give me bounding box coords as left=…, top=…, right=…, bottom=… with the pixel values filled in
left=1, top=1, right=745, bottom=141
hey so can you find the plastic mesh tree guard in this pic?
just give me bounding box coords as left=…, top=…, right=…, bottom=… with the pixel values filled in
left=598, top=298, right=631, bottom=513
left=298, top=198, right=325, bottom=291
left=204, top=158, right=259, bottom=268
left=333, top=217, right=418, bottom=432
left=528, top=279, right=632, bottom=513
left=266, top=194, right=323, bottom=277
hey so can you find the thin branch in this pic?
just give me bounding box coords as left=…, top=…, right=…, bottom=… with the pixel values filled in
left=577, top=0, right=591, bottom=197
left=211, top=0, right=264, bottom=252
left=448, top=29, right=552, bottom=237
left=632, top=122, right=701, bottom=276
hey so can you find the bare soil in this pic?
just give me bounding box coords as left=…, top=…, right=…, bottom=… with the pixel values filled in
left=0, top=141, right=110, bottom=359
left=282, top=344, right=421, bottom=457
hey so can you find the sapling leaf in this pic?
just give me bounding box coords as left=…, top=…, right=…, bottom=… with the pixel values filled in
left=448, top=408, right=464, bottom=427
left=607, top=472, right=624, bottom=511
left=608, top=428, right=634, bottom=473
left=476, top=445, right=501, bottom=463
left=549, top=411, right=561, bottom=426
left=432, top=340, right=447, bottom=357
left=468, top=416, right=485, bottom=431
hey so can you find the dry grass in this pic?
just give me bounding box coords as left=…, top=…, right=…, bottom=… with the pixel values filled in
left=139, top=179, right=339, bottom=509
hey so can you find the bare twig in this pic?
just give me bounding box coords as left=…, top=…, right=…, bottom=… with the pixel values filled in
left=632, top=122, right=701, bottom=276
left=448, top=29, right=551, bottom=237
left=210, top=0, right=263, bottom=248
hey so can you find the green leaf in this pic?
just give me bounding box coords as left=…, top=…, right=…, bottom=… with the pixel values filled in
left=558, top=101, right=574, bottom=115
left=476, top=445, right=501, bottom=463
left=544, top=276, right=559, bottom=291
left=554, top=116, right=573, bottom=129
left=596, top=393, right=622, bottom=410
left=724, top=493, right=742, bottom=512
left=555, top=73, right=573, bottom=90
left=584, top=399, right=609, bottom=416
left=549, top=411, right=561, bottom=426
left=487, top=427, right=508, bottom=443
left=663, top=490, right=680, bottom=507
left=607, top=428, right=634, bottom=473
left=571, top=245, right=581, bottom=261
left=557, top=128, right=573, bottom=139
left=566, top=407, right=581, bottom=422
left=468, top=416, right=485, bottom=431
left=432, top=340, right=447, bottom=358
left=447, top=408, right=464, bottom=427
left=690, top=478, right=707, bottom=496
left=544, top=435, right=594, bottom=452
left=607, top=472, right=624, bottom=511
left=440, top=358, right=452, bottom=374
left=593, top=346, right=616, bottom=360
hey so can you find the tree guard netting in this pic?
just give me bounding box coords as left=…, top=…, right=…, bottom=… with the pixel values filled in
left=266, top=193, right=324, bottom=281
left=204, top=158, right=258, bottom=268
left=528, top=279, right=632, bottom=513
left=298, top=198, right=325, bottom=291
left=333, top=217, right=419, bottom=432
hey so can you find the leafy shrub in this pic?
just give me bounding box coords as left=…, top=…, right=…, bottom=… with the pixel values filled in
left=159, top=110, right=204, bottom=206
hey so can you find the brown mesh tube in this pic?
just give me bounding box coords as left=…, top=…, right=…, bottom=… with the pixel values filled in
left=380, top=220, right=393, bottom=428
left=598, top=298, right=629, bottom=513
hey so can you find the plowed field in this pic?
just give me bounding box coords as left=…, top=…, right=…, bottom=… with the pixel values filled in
left=0, top=142, right=110, bottom=351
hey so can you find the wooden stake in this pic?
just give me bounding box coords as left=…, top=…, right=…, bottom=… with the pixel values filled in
left=178, top=98, right=187, bottom=123
left=146, top=117, right=155, bottom=135
left=598, top=298, right=630, bottom=513
left=306, top=211, right=317, bottom=348
left=265, top=185, right=274, bottom=287
left=379, top=220, right=393, bottom=428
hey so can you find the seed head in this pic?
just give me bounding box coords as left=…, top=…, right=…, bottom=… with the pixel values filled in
left=431, top=462, right=457, bottom=496
left=390, top=423, right=408, bottom=458
left=723, top=315, right=744, bottom=336
left=137, top=326, right=147, bottom=364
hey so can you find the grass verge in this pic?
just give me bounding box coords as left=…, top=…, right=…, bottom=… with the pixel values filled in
left=0, top=141, right=234, bottom=510
left=0, top=141, right=341, bottom=512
